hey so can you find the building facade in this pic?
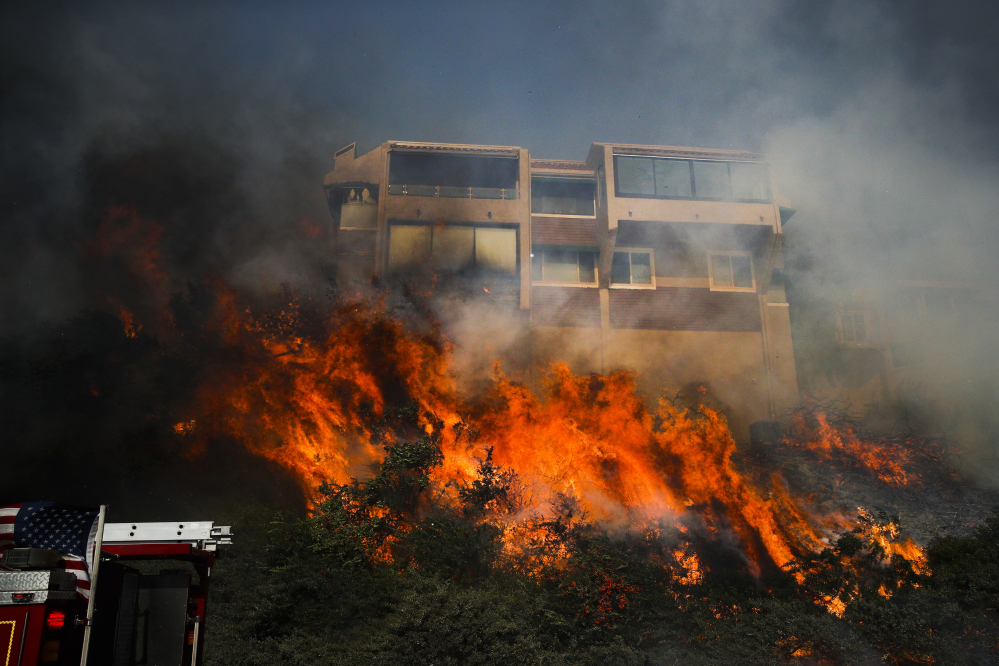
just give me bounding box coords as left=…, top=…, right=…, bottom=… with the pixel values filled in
left=324, top=140, right=798, bottom=439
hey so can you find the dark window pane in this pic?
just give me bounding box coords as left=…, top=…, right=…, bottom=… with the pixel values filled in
left=730, top=162, right=771, bottom=201
left=631, top=252, right=652, bottom=284
left=578, top=252, right=596, bottom=283
left=545, top=250, right=580, bottom=282
left=654, top=159, right=692, bottom=197
left=615, top=157, right=655, bottom=196
left=531, top=251, right=543, bottom=281
left=711, top=254, right=733, bottom=287
left=731, top=254, right=753, bottom=288
left=693, top=161, right=731, bottom=199
left=531, top=179, right=595, bottom=215
left=389, top=153, right=518, bottom=189
left=611, top=252, right=632, bottom=284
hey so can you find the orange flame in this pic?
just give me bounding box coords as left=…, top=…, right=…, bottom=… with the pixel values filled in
left=791, top=412, right=913, bottom=485
left=115, top=302, right=141, bottom=338
left=468, top=366, right=827, bottom=574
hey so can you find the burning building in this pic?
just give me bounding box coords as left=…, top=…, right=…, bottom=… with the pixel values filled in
left=324, top=141, right=798, bottom=440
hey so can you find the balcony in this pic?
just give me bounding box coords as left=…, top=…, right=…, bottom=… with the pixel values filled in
left=388, top=151, right=521, bottom=203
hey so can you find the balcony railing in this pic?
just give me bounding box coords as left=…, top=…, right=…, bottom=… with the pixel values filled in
left=387, top=184, right=519, bottom=200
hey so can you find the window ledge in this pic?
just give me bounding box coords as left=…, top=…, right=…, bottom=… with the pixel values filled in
left=613, top=194, right=772, bottom=204
left=838, top=340, right=881, bottom=349
left=532, top=281, right=599, bottom=288
left=530, top=213, right=597, bottom=219
left=708, top=286, right=756, bottom=293
left=656, top=277, right=710, bottom=288
left=610, top=282, right=656, bottom=290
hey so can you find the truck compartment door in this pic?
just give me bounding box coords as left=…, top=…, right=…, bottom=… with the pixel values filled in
left=133, top=574, right=190, bottom=666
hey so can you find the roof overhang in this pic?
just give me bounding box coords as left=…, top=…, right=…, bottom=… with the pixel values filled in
left=604, top=142, right=764, bottom=162
left=388, top=141, right=520, bottom=158
left=530, top=159, right=594, bottom=178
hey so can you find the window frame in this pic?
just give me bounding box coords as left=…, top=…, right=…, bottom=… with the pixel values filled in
left=612, top=155, right=772, bottom=204
left=609, top=247, right=656, bottom=289
left=530, top=176, right=597, bottom=218
left=838, top=310, right=869, bottom=344
left=530, top=245, right=599, bottom=287
left=706, top=251, right=756, bottom=292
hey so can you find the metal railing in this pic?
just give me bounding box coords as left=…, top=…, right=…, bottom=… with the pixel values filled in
left=387, top=184, right=519, bottom=200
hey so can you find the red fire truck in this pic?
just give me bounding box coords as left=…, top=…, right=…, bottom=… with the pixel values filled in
left=1, top=505, right=231, bottom=666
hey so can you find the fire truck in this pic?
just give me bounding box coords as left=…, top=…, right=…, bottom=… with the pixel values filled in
left=1, top=506, right=232, bottom=666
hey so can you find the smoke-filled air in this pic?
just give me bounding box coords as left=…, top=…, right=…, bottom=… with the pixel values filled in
left=4, top=2, right=999, bottom=664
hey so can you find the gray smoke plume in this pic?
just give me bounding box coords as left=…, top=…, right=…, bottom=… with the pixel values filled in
left=3, top=0, right=999, bottom=505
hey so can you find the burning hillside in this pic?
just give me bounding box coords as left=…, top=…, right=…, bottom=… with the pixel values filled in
left=67, top=204, right=939, bottom=584
left=5, top=196, right=999, bottom=664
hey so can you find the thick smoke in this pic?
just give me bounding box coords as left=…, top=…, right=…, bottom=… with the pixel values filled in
left=1, top=5, right=345, bottom=337
left=0, top=6, right=347, bottom=514
left=3, top=0, right=999, bottom=508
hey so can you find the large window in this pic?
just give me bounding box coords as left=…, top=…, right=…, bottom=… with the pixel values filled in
left=610, top=249, right=654, bottom=287
left=388, top=153, right=519, bottom=199
left=531, top=246, right=597, bottom=284
left=614, top=156, right=771, bottom=202
left=707, top=251, right=755, bottom=291
left=531, top=178, right=595, bottom=216
left=388, top=224, right=517, bottom=274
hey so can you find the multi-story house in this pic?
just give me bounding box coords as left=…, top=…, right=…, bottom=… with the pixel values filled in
left=323, top=140, right=798, bottom=439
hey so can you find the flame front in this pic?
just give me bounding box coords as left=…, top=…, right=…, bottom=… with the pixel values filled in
left=161, top=283, right=836, bottom=577
left=81, top=204, right=929, bottom=609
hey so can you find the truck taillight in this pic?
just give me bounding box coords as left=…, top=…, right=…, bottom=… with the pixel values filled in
left=46, top=609, right=66, bottom=630
left=11, top=592, right=35, bottom=602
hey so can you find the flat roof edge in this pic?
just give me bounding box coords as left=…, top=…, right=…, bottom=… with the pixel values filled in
left=389, top=141, right=520, bottom=157
left=598, top=143, right=765, bottom=162
left=530, top=159, right=594, bottom=177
